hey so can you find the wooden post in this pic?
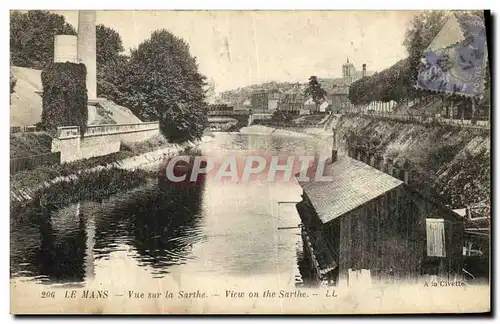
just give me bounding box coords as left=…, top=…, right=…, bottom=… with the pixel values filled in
left=449, top=97, right=454, bottom=119
left=369, top=155, right=375, bottom=167
left=471, top=97, right=476, bottom=122
left=488, top=95, right=491, bottom=123
left=332, top=128, right=337, bottom=150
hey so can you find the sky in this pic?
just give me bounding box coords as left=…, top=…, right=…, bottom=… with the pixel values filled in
left=54, top=10, right=419, bottom=92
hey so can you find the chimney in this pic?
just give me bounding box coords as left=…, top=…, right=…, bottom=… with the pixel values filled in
left=393, top=167, right=400, bottom=179
left=77, top=10, right=97, bottom=101
left=378, top=157, right=384, bottom=171
left=362, top=64, right=367, bottom=78
left=54, top=35, right=78, bottom=63
left=403, top=170, right=409, bottom=184
left=332, top=148, right=338, bottom=163
left=332, top=127, right=338, bottom=162
left=369, top=155, right=375, bottom=167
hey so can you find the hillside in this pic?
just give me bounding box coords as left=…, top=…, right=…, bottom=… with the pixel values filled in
left=10, top=67, right=43, bottom=126
left=10, top=66, right=142, bottom=127
left=337, top=115, right=490, bottom=210
left=218, top=81, right=307, bottom=104
left=218, top=76, right=354, bottom=106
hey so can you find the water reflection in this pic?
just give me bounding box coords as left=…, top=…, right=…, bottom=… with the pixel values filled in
left=11, top=133, right=330, bottom=286
left=11, top=179, right=206, bottom=284
left=11, top=204, right=87, bottom=284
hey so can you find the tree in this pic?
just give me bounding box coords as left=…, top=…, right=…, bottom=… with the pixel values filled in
left=403, top=11, right=448, bottom=98
left=403, top=11, right=449, bottom=59
left=110, top=29, right=207, bottom=142
left=95, top=24, right=128, bottom=101
left=10, top=11, right=125, bottom=72
left=96, top=24, right=124, bottom=66
left=10, top=10, right=77, bottom=69
left=304, top=76, right=327, bottom=114
left=349, top=12, right=449, bottom=106
left=10, top=74, right=16, bottom=95
left=10, top=73, right=17, bottom=105
left=97, top=54, right=130, bottom=100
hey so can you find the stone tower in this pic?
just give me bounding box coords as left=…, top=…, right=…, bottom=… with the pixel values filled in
left=77, top=10, right=97, bottom=101
left=342, top=57, right=356, bottom=85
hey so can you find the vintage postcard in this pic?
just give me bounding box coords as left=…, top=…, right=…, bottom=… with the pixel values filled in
left=9, top=9, right=491, bottom=314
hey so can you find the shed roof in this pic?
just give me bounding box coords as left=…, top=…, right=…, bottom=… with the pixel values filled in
left=297, top=155, right=403, bottom=224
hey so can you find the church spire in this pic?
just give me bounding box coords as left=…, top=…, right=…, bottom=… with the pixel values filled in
left=347, top=57, right=349, bottom=64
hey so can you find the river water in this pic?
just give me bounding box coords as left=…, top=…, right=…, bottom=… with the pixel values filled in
left=11, top=133, right=331, bottom=291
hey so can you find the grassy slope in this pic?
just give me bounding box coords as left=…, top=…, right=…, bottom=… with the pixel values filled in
left=10, top=67, right=43, bottom=127
left=10, top=66, right=142, bottom=127
left=10, top=132, right=53, bottom=159
left=338, top=115, right=490, bottom=208
left=10, top=134, right=173, bottom=189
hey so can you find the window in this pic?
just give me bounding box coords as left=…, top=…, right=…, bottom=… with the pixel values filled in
left=426, top=218, right=446, bottom=257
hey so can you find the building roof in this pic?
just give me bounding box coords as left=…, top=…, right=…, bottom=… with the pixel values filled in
left=327, top=86, right=349, bottom=95
left=318, top=78, right=345, bottom=91
left=283, top=93, right=305, bottom=103
left=297, top=155, right=404, bottom=224
left=207, top=116, right=237, bottom=123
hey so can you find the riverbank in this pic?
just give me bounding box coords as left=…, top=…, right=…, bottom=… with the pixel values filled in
left=10, top=135, right=214, bottom=210
left=240, top=125, right=314, bottom=138
left=336, top=115, right=490, bottom=209
left=293, top=127, right=333, bottom=138
left=244, top=115, right=490, bottom=211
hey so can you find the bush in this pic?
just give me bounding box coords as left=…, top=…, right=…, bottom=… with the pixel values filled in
left=10, top=74, right=16, bottom=95
left=41, top=62, right=88, bottom=136
left=38, top=167, right=153, bottom=209
left=10, top=11, right=77, bottom=69
left=10, top=132, right=53, bottom=159
left=120, top=134, right=172, bottom=155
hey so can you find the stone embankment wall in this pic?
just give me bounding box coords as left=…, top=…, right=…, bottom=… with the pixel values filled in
left=11, top=136, right=213, bottom=206
left=336, top=115, right=490, bottom=208
left=52, top=122, right=160, bottom=163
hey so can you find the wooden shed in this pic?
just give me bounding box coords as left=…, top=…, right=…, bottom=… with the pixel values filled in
left=296, top=154, right=464, bottom=287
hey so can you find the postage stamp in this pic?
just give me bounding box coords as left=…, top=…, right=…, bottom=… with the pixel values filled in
left=416, top=13, right=488, bottom=97
left=9, top=10, right=491, bottom=315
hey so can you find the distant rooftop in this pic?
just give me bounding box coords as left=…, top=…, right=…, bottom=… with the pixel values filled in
left=297, top=155, right=403, bottom=224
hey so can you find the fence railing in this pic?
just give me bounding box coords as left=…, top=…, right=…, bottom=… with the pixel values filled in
left=10, top=125, right=41, bottom=134
left=346, top=111, right=490, bottom=129
left=10, top=152, right=61, bottom=173
left=56, top=121, right=160, bottom=139
left=207, top=110, right=250, bottom=116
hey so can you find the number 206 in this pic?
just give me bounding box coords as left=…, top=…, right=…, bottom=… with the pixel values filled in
left=41, top=291, right=55, bottom=298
